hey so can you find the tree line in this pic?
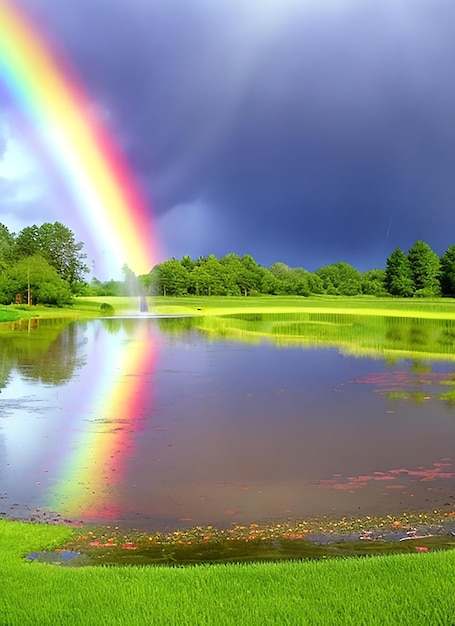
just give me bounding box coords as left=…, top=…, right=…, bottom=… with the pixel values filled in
left=1, top=220, right=455, bottom=305
left=0, top=222, right=88, bottom=306
left=137, top=240, right=455, bottom=299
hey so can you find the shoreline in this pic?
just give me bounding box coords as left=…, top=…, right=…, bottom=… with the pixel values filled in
left=3, top=502, right=454, bottom=544
left=3, top=504, right=454, bottom=567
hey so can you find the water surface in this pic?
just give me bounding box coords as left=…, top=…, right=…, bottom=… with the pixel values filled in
left=1, top=313, right=454, bottom=531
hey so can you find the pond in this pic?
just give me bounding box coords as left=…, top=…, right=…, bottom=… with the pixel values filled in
left=1, top=312, right=454, bottom=531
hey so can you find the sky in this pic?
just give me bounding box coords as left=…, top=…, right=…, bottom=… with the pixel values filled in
left=1, top=0, right=455, bottom=277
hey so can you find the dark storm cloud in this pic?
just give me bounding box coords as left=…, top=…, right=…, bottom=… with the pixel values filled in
left=15, top=0, right=455, bottom=269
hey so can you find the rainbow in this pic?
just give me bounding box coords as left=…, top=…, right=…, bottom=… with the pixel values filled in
left=48, top=320, right=158, bottom=522
left=0, top=1, right=159, bottom=277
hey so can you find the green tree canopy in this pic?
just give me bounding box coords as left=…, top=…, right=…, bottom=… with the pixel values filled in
left=155, top=258, right=190, bottom=296
left=0, top=255, right=73, bottom=306
left=361, top=269, right=386, bottom=296
left=237, top=254, right=264, bottom=296
left=14, top=222, right=88, bottom=288
left=219, top=253, right=243, bottom=295
left=385, top=248, right=414, bottom=297
left=440, top=245, right=455, bottom=297
left=0, top=224, right=15, bottom=271
left=407, top=240, right=440, bottom=296
left=315, top=262, right=362, bottom=295
left=190, top=255, right=225, bottom=295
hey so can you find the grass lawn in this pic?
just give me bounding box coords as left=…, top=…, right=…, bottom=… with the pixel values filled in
left=1, top=520, right=453, bottom=625
left=0, top=300, right=104, bottom=326
left=77, top=294, right=455, bottom=319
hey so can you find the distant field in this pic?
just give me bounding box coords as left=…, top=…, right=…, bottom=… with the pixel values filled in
left=79, top=295, right=455, bottom=319
left=1, top=296, right=455, bottom=326
left=1, top=520, right=453, bottom=625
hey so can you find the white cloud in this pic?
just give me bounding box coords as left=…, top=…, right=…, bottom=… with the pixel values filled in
left=0, top=123, right=58, bottom=233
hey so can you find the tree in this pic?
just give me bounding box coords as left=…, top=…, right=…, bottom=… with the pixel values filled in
left=440, top=245, right=455, bottom=297
left=266, top=263, right=293, bottom=294
left=138, top=272, right=156, bottom=295
left=238, top=254, right=264, bottom=296
left=190, top=255, right=225, bottom=295
left=15, top=222, right=89, bottom=289
left=306, top=272, right=324, bottom=294
left=385, top=248, right=414, bottom=297
left=122, top=263, right=139, bottom=296
left=14, top=225, right=40, bottom=258
left=269, top=262, right=292, bottom=281
left=220, top=253, right=243, bottom=295
left=0, top=223, right=15, bottom=271
left=0, top=255, right=73, bottom=306
left=316, top=263, right=362, bottom=295
left=155, top=258, right=190, bottom=296
left=287, top=268, right=311, bottom=296
left=180, top=255, right=196, bottom=272
left=261, top=269, right=282, bottom=294
left=407, top=240, right=440, bottom=296
left=190, top=264, right=214, bottom=295
left=361, top=269, right=386, bottom=296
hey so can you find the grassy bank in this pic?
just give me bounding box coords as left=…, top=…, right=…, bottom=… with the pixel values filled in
left=2, top=295, right=455, bottom=328
left=0, top=300, right=105, bottom=326
left=1, top=520, right=453, bottom=625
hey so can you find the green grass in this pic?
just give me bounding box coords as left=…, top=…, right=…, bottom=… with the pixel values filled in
left=0, top=307, right=20, bottom=322
left=1, top=520, right=454, bottom=625
left=148, top=295, right=455, bottom=319
left=0, top=302, right=104, bottom=329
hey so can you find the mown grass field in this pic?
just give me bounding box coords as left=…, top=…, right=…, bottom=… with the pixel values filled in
left=1, top=520, right=453, bottom=625
left=0, top=300, right=104, bottom=325
left=2, top=295, right=455, bottom=328
left=78, top=294, right=455, bottom=319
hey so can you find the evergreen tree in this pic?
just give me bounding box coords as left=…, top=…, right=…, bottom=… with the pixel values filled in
left=407, top=240, right=440, bottom=296
left=385, top=248, right=414, bottom=297
left=440, top=245, right=455, bottom=297
left=0, top=224, right=15, bottom=271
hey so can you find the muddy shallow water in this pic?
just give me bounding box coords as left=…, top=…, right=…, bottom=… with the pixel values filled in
left=1, top=314, right=454, bottom=532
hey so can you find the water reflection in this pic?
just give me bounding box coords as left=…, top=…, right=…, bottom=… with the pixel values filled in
left=0, top=312, right=454, bottom=530
left=0, top=319, right=86, bottom=389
